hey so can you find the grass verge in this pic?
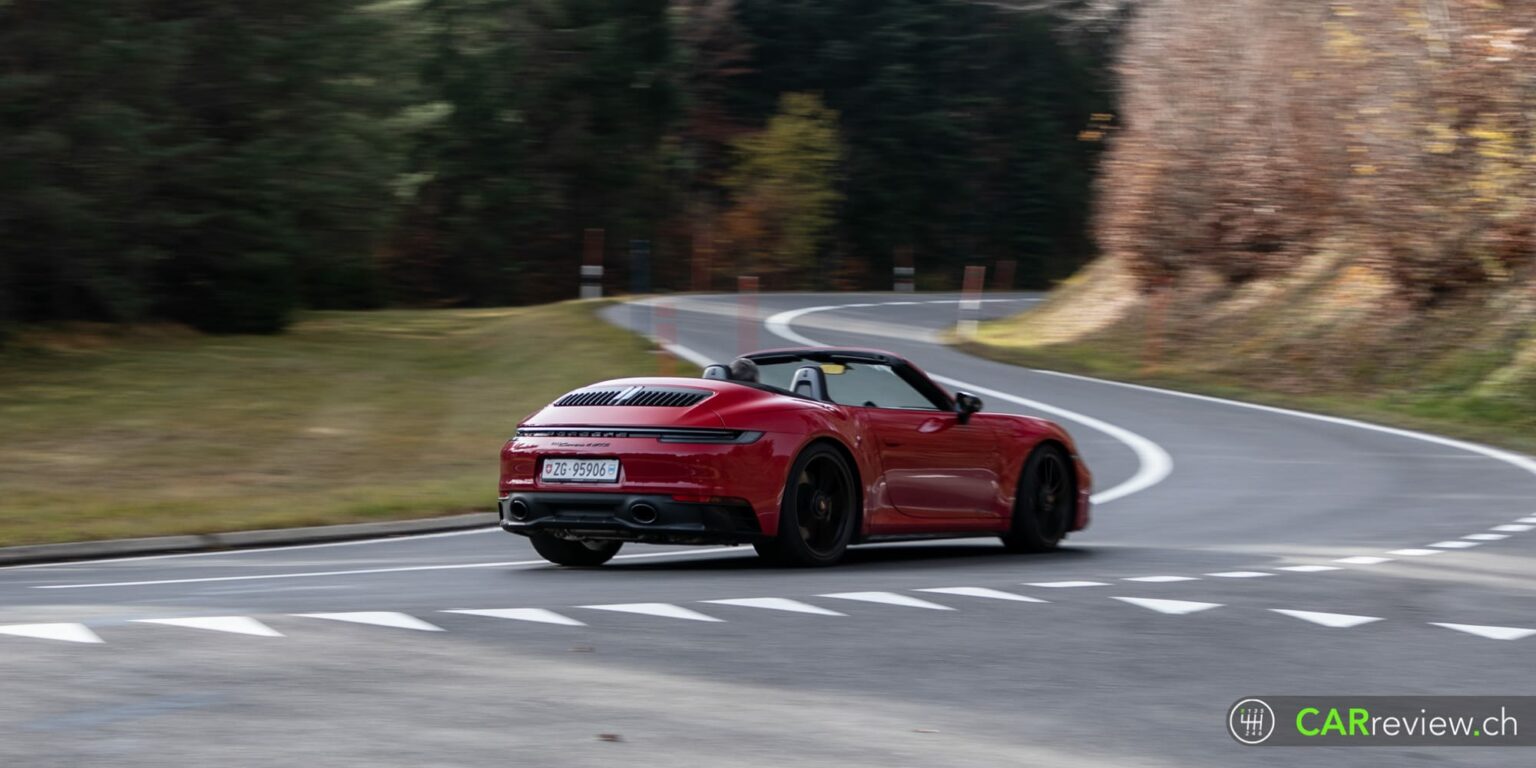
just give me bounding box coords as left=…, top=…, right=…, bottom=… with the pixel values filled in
left=0, top=301, right=685, bottom=547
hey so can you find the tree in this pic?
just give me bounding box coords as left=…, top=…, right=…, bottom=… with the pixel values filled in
left=720, top=93, right=843, bottom=286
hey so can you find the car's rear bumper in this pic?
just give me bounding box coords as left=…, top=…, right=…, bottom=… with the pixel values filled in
left=499, top=492, right=767, bottom=545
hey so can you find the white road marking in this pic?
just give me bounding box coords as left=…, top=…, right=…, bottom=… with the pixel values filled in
left=1463, top=533, right=1509, bottom=541
left=444, top=608, right=586, bottom=626
left=1335, top=556, right=1394, bottom=565
left=1430, top=623, right=1536, bottom=641
left=1113, top=597, right=1222, bottom=615
left=1121, top=575, right=1200, bottom=583
left=1491, top=524, right=1534, bottom=533
left=1428, top=541, right=1480, bottom=549
left=32, top=547, right=748, bottom=590
left=818, top=591, right=955, bottom=610
left=1032, top=368, right=1536, bottom=483
left=1270, top=609, right=1382, bottom=629
left=1518, top=517, right=1536, bottom=524
left=134, top=616, right=282, bottom=637
left=1274, top=565, right=1342, bottom=572
left=914, top=587, right=1047, bottom=603
left=762, top=303, right=1174, bottom=506
left=702, top=597, right=847, bottom=616
left=579, top=603, right=724, bottom=622
left=1388, top=548, right=1444, bottom=557
left=1205, top=571, right=1272, bottom=578
left=0, top=527, right=497, bottom=571
left=292, top=611, right=443, bottom=632
left=1024, top=581, right=1108, bottom=588
left=0, top=623, right=104, bottom=644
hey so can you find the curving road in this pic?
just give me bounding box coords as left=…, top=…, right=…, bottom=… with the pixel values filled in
left=4, top=292, right=1536, bottom=767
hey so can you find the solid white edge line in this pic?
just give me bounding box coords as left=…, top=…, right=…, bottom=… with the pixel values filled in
left=763, top=303, right=1173, bottom=506
left=32, top=546, right=749, bottom=590
left=1031, top=368, right=1536, bottom=481
left=0, top=527, right=498, bottom=571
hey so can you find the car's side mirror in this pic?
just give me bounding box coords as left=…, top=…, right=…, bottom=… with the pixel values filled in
left=954, top=391, right=983, bottom=424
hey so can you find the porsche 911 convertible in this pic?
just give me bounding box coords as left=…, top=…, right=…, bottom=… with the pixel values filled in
left=498, top=348, right=1091, bottom=566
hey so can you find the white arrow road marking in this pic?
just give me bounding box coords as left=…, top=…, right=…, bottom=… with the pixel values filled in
left=702, top=598, right=846, bottom=616
left=1270, top=609, right=1383, bottom=629
left=1275, top=565, right=1342, bottom=572
left=0, top=623, right=103, bottom=644
left=1112, top=597, right=1223, bottom=615
left=1491, top=524, right=1534, bottom=533
left=914, top=587, right=1047, bottom=603
left=1430, top=623, right=1536, bottom=641
left=818, top=592, right=955, bottom=610
left=444, top=608, right=586, bottom=626
left=579, top=603, right=723, bottom=622
left=1024, top=581, right=1108, bottom=588
left=1463, top=533, right=1508, bottom=541
left=1121, top=575, right=1200, bottom=582
left=1205, top=571, right=1272, bottom=578
left=1389, top=548, right=1444, bottom=557
left=293, top=612, right=443, bottom=632
left=134, top=616, right=282, bottom=637
left=1428, top=541, right=1480, bottom=549
left=1335, top=556, right=1394, bottom=565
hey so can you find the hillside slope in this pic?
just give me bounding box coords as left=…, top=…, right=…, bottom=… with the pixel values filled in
left=975, top=0, right=1536, bottom=443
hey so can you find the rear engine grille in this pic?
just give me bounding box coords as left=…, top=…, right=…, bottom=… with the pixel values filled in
left=516, top=427, right=761, bottom=444
left=553, top=387, right=710, bottom=408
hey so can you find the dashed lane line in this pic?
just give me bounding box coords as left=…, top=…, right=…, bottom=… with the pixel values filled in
left=0, top=622, right=102, bottom=644
left=1334, top=556, right=1394, bottom=565
left=1205, top=571, right=1273, bottom=579
left=443, top=608, right=585, bottom=627
left=133, top=616, right=282, bottom=637
left=913, top=587, right=1047, bottom=603
left=1388, top=548, right=1444, bottom=557
left=579, top=603, right=724, bottom=622
left=702, top=597, right=847, bottom=616
left=1122, top=575, right=1200, bottom=582
left=818, top=591, right=955, bottom=610
left=1431, top=623, right=1536, bottom=641
left=1024, top=581, right=1109, bottom=588
left=1274, top=565, right=1341, bottom=572
left=1270, top=609, right=1383, bottom=629
left=10, top=592, right=1536, bottom=643
left=1113, top=597, right=1223, bottom=615
left=294, top=611, right=444, bottom=632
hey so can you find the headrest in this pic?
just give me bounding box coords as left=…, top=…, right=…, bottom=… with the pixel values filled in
left=702, top=364, right=729, bottom=381
left=790, top=365, right=828, bottom=402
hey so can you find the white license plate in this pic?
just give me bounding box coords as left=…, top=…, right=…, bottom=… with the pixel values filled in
left=540, top=458, right=620, bottom=483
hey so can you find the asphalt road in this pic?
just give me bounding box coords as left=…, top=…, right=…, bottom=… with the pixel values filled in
left=4, top=292, right=1535, bottom=767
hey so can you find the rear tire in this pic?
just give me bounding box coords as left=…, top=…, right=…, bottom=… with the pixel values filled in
left=529, top=533, right=623, bottom=566
left=755, top=444, right=857, bottom=566
left=1001, top=444, right=1074, bottom=553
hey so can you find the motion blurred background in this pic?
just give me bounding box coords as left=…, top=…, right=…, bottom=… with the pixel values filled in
left=3, top=0, right=1534, bottom=544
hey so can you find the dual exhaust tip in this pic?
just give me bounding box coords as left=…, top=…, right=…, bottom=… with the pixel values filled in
left=505, top=498, right=658, bottom=525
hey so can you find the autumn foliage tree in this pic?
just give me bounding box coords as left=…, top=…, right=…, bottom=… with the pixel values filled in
left=719, top=93, right=843, bottom=288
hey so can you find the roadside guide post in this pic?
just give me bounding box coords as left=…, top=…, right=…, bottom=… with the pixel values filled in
left=959, top=265, right=986, bottom=340
left=581, top=228, right=604, bottom=299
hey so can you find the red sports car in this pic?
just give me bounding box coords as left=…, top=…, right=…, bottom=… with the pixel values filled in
left=498, top=348, right=1091, bottom=566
